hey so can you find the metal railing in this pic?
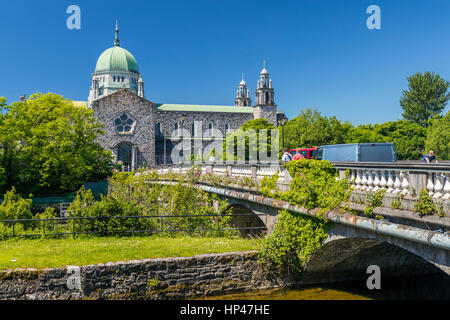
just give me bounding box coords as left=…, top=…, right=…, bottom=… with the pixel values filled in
left=0, top=213, right=268, bottom=240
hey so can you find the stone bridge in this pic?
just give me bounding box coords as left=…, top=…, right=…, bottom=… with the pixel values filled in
left=149, top=162, right=450, bottom=281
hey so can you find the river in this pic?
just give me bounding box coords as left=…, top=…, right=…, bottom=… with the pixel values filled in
left=200, top=275, right=450, bottom=300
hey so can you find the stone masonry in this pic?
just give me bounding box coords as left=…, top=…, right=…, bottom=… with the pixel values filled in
left=0, top=252, right=293, bottom=300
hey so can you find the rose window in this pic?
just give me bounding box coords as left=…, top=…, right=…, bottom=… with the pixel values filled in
left=114, top=113, right=136, bottom=134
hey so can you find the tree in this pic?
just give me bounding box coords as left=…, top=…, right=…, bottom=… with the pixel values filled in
left=224, top=119, right=277, bottom=162
left=346, top=121, right=426, bottom=160
left=284, top=108, right=348, bottom=149
left=345, top=124, right=382, bottom=144
left=425, top=111, right=450, bottom=160
left=374, top=121, right=426, bottom=160
left=400, top=72, right=450, bottom=127
left=0, top=93, right=113, bottom=195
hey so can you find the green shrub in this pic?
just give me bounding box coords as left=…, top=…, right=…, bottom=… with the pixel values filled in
left=259, top=160, right=351, bottom=277
left=259, top=172, right=280, bottom=198
left=363, top=190, right=385, bottom=217
left=69, top=193, right=150, bottom=236
left=258, top=209, right=330, bottom=276
left=391, top=195, right=402, bottom=210
left=66, top=173, right=237, bottom=238
left=281, top=160, right=351, bottom=212
left=0, top=187, right=33, bottom=221
left=414, top=189, right=437, bottom=216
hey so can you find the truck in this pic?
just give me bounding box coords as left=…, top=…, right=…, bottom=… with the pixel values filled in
left=315, top=143, right=397, bottom=162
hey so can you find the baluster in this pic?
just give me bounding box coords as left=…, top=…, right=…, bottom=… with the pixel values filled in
left=433, top=173, right=444, bottom=198
left=401, top=171, right=410, bottom=195
left=354, top=170, right=362, bottom=190
left=349, top=169, right=356, bottom=186
left=372, top=170, right=380, bottom=192
left=386, top=170, right=394, bottom=193
left=427, top=173, right=435, bottom=197
left=393, top=170, right=402, bottom=194
left=443, top=173, right=450, bottom=200
left=366, top=170, right=374, bottom=192
left=360, top=170, right=368, bottom=191
left=379, top=170, right=387, bottom=190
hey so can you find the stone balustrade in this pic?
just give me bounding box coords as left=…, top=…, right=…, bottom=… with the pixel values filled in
left=153, top=162, right=450, bottom=197
left=154, top=163, right=289, bottom=182
left=333, top=162, right=450, bottom=200
left=152, top=162, right=450, bottom=215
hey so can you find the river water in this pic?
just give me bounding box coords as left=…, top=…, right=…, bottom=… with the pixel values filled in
left=200, top=275, right=450, bottom=300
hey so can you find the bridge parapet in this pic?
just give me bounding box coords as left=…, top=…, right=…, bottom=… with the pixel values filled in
left=333, top=162, right=450, bottom=200
left=152, top=162, right=450, bottom=217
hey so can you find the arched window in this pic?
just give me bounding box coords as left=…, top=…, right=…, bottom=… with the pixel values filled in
left=155, top=123, right=161, bottom=137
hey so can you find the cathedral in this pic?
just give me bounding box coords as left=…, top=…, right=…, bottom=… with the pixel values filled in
left=86, top=23, right=286, bottom=170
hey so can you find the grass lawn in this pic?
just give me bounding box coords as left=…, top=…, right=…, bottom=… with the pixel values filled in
left=0, top=236, right=263, bottom=270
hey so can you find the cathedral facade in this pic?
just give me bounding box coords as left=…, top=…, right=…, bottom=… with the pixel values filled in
left=88, top=24, right=286, bottom=170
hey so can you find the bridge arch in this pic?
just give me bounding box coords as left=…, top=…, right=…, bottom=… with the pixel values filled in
left=324, top=222, right=449, bottom=274
left=225, top=204, right=267, bottom=237
left=300, top=237, right=447, bottom=285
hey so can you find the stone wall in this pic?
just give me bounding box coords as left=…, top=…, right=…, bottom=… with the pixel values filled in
left=154, top=110, right=254, bottom=164
left=0, top=252, right=292, bottom=300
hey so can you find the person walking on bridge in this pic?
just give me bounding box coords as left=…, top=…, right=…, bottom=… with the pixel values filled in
left=281, top=148, right=292, bottom=162
left=292, top=148, right=305, bottom=160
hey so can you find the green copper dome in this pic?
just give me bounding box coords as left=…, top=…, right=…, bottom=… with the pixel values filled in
left=95, top=46, right=139, bottom=73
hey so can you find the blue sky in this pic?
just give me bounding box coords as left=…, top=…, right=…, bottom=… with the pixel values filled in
left=1, top=0, right=449, bottom=125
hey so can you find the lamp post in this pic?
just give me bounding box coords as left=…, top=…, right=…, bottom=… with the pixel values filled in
left=178, top=116, right=185, bottom=163
left=280, top=118, right=288, bottom=150
left=163, top=127, right=167, bottom=165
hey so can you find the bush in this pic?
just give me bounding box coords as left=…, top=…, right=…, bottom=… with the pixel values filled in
left=0, top=187, right=33, bottom=221
left=364, top=190, right=385, bottom=217
left=414, top=188, right=437, bottom=216
left=68, top=187, right=152, bottom=236
left=67, top=174, right=238, bottom=238
left=258, top=160, right=351, bottom=277
left=281, top=159, right=351, bottom=212
left=259, top=171, right=280, bottom=198
left=258, top=210, right=330, bottom=276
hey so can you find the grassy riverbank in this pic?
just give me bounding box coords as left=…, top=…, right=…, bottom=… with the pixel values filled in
left=0, top=236, right=263, bottom=269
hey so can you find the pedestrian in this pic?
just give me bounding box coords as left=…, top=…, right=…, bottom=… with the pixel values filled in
left=281, top=148, right=292, bottom=162
left=422, top=150, right=438, bottom=163
left=292, top=148, right=305, bottom=160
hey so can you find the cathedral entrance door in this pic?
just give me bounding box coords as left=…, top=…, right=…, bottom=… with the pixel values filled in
left=117, top=142, right=133, bottom=172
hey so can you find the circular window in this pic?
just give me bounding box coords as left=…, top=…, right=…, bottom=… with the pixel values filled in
left=114, top=113, right=135, bottom=134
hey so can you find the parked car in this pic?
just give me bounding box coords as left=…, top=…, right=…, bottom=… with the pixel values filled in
left=315, top=143, right=397, bottom=162
left=289, top=147, right=318, bottom=159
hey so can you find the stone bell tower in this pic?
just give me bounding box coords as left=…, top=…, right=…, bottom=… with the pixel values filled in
left=234, top=73, right=252, bottom=107
left=253, top=61, right=277, bottom=126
